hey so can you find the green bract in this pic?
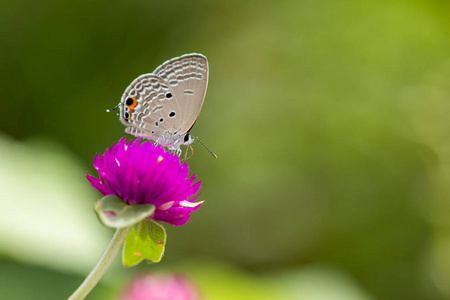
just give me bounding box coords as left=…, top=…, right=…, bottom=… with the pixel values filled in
left=94, top=195, right=155, bottom=229
left=123, top=219, right=167, bottom=266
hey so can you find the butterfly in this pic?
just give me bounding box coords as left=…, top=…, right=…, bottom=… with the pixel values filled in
left=114, top=53, right=215, bottom=158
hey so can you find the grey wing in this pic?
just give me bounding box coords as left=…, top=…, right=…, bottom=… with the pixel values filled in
left=119, top=74, right=183, bottom=140
left=153, top=53, right=208, bottom=133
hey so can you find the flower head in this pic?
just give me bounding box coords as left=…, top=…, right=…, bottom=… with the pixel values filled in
left=86, top=138, right=202, bottom=226
left=121, top=273, right=202, bottom=300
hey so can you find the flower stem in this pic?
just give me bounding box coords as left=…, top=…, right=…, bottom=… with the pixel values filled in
left=68, top=227, right=131, bottom=300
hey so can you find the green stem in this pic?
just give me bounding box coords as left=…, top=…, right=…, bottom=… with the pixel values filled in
left=68, top=227, right=131, bottom=300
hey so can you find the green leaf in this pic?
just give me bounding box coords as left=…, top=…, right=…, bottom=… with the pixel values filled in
left=94, top=195, right=155, bottom=229
left=123, top=219, right=167, bottom=266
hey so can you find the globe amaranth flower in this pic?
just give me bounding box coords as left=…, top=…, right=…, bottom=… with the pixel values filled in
left=86, top=137, right=202, bottom=226
left=121, top=273, right=202, bottom=300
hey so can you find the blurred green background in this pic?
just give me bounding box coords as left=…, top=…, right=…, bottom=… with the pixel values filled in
left=1, top=0, right=450, bottom=299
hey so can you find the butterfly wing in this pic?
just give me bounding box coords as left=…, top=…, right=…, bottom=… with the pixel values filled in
left=153, top=53, right=208, bottom=133
left=119, top=74, right=183, bottom=141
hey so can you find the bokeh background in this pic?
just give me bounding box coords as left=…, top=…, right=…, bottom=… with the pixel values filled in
left=1, top=0, right=450, bottom=299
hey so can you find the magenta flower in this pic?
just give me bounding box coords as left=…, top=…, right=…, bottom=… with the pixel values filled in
left=121, top=273, right=202, bottom=300
left=86, top=137, right=202, bottom=226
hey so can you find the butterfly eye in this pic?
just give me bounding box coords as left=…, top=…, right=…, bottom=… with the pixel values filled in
left=169, top=111, right=176, bottom=118
left=184, top=133, right=190, bottom=142
left=165, top=92, right=173, bottom=99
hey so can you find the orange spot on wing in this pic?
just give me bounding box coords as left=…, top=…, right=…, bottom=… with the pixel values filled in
left=126, top=97, right=138, bottom=118
left=128, top=97, right=137, bottom=109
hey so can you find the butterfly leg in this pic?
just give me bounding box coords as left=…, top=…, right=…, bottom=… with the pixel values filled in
left=155, top=135, right=164, bottom=146
left=183, top=145, right=194, bottom=161
left=183, top=146, right=188, bottom=161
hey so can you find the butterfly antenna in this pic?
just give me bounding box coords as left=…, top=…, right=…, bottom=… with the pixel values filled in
left=193, top=136, right=217, bottom=159
left=106, top=103, right=120, bottom=113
